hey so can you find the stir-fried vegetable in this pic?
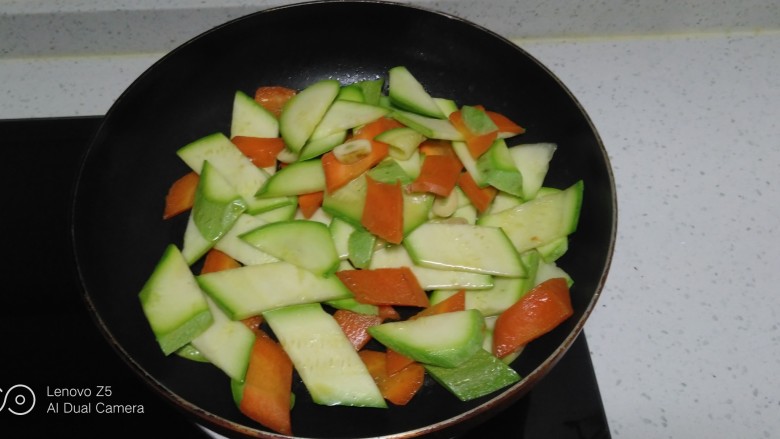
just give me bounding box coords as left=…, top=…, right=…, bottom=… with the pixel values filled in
left=140, top=66, right=583, bottom=435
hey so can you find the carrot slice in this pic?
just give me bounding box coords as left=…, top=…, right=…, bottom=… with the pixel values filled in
left=352, top=116, right=404, bottom=143
left=385, top=348, right=415, bottom=376
left=449, top=109, right=498, bottom=159
left=254, top=86, right=297, bottom=119
left=333, top=309, right=384, bottom=350
left=320, top=117, right=401, bottom=193
left=359, top=350, right=425, bottom=406
left=321, top=142, right=389, bottom=193
left=380, top=360, right=425, bottom=406
left=231, top=136, right=285, bottom=168
left=298, top=191, right=324, bottom=219
left=378, top=306, right=401, bottom=321
left=486, top=110, right=525, bottom=136
left=335, top=267, right=429, bottom=308
left=239, top=330, right=293, bottom=435
left=362, top=176, right=404, bottom=244
left=407, top=154, right=463, bottom=197
left=492, top=278, right=574, bottom=359
left=162, top=171, right=199, bottom=219
left=240, top=315, right=264, bottom=337
left=458, top=171, right=498, bottom=213
left=412, top=290, right=466, bottom=320
left=418, top=139, right=456, bottom=157
left=200, top=249, right=241, bottom=274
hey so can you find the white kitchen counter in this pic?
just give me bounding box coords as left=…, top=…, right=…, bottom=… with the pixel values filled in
left=3, top=1, right=779, bottom=438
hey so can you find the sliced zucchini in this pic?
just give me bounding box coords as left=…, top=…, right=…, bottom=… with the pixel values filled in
left=403, top=191, right=435, bottom=235
left=387, top=66, right=445, bottom=119
left=477, top=180, right=584, bottom=253
left=433, top=97, right=458, bottom=117
left=329, top=216, right=357, bottom=260
left=424, top=348, right=521, bottom=401
left=348, top=228, right=376, bottom=269
left=355, top=78, right=384, bottom=106
left=310, top=100, right=389, bottom=140
left=404, top=222, right=525, bottom=277
left=369, top=244, right=494, bottom=291
left=477, top=139, right=524, bottom=197
left=298, top=130, right=348, bottom=162
left=390, top=109, right=464, bottom=141
left=213, top=214, right=279, bottom=266
left=190, top=296, right=255, bottom=381
left=368, top=309, right=485, bottom=368
left=177, top=132, right=293, bottom=214
left=375, top=126, right=426, bottom=160
left=461, top=105, right=498, bottom=135
left=181, top=212, right=213, bottom=265
left=280, top=79, right=340, bottom=153
left=138, top=244, right=213, bottom=356
left=240, top=220, right=339, bottom=276
left=337, top=83, right=365, bottom=102
left=322, top=172, right=367, bottom=227
left=192, top=160, right=246, bottom=242
left=264, top=303, right=386, bottom=408
left=256, top=159, right=326, bottom=197
left=452, top=140, right=488, bottom=186
left=508, top=142, right=557, bottom=200
left=197, top=261, right=351, bottom=320
left=230, top=90, right=279, bottom=138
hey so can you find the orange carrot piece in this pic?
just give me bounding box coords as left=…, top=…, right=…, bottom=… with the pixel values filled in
left=412, top=290, right=466, bottom=320
left=333, top=309, right=384, bottom=350
left=407, top=154, right=463, bottom=197
left=492, top=278, right=574, bottom=359
left=298, top=191, right=324, bottom=219
left=321, top=141, right=389, bottom=193
left=162, top=171, right=199, bottom=219
left=418, top=139, right=456, bottom=157
left=486, top=110, right=525, bottom=136
left=385, top=348, right=415, bottom=376
left=381, top=360, right=425, bottom=406
left=378, top=306, right=401, bottom=321
left=467, top=131, right=498, bottom=159
left=359, top=350, right=425, bottom=406
left=240, top=315, right=264, bottom=337
left=335, top=267, right=429, bottom=308
left=458, top=171, right=498, bottom=213
left=362, top=176, right=404, bottom=244
left=449, top=109, right=498, bottom=159
left=254, top=86, right=297, bottom=119
left=240, top=330, right=293, bottom=435
left=352, top=116, right=404, bottom=143
left=200, top=249, right=241, bottom=274
left=231, top=136, right=285, bottom=168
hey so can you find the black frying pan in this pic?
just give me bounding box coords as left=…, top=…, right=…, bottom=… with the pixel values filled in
left=70, top=1, right=617, bottom=438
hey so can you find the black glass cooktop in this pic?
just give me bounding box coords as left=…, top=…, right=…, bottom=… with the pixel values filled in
left=0, top=117, right=610, bottom=439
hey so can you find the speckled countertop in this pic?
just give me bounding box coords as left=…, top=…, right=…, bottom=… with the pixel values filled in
left=3, top=1, right=779, bottom=438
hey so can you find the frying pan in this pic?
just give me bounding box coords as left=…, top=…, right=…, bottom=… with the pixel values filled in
left=70, top=1, right=617, bottom=438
